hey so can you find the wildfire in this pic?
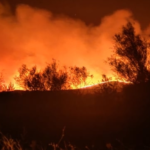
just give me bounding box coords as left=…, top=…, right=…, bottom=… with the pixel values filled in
left=0, top=3, right=148, bottom=91
left=81, top=80, right=131, bottom=89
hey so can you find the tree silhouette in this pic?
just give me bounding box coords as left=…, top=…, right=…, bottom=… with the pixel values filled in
left=42, top=62, right=69, bottom=91
left=15, top=65, right=44, bottom=91
left=15, top=61, right=68, bottom=91
left=15, top=61, right=92, bottom=91
left=68, top=66, right=93, bottom=88
left=108, top=22, right=150, bottom=83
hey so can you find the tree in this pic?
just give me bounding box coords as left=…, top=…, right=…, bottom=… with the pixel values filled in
left=15, top=61, right=68, bottom=91
left=68, top=66, right=93, bottom=88
left=108, top=22, right=150, bottom=83
left=15, top=65, right=45, bottom=91
left=15, top=61, right=92, bottom=91
left=42, top=62, right=69, bottom=91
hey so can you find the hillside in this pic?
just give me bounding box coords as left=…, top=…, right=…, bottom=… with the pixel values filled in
left=0, top=82, right=150, bottom=148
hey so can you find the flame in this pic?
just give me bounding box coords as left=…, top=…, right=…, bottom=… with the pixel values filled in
left=81, top=80, right=131, bottom=89
left=0, top=3, right=148, bottom=90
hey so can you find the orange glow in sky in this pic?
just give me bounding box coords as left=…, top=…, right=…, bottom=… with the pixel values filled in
left=0, top=3, right=148, bottom=90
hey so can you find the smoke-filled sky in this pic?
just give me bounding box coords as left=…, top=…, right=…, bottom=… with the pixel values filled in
left=0, top=1, right=150, bottom=88
left=3, top=0, right=150, bottom=29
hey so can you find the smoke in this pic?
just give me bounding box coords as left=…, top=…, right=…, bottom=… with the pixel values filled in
left=0, top=3, right=145, bottom=88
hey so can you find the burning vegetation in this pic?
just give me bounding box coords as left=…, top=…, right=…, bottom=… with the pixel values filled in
left=1, top=2, right=150, bottom=150
left=0, top=20, right=150, bottom=91
left=14, top=61, right=93, bottom=91
left=0, top=3, right=148, bottom=89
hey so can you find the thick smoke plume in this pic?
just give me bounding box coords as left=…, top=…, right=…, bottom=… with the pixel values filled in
left=0, top=3, right=147, bottom=88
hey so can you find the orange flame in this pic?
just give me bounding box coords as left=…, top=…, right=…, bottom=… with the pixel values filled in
left=0, top=3, right=147, bottom=90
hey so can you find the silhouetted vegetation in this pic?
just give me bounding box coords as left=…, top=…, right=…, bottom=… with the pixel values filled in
left=0, top=73, right=15, bottom=92
left=68, top=66, right=93, bottom=88
left=15, top=60, right=92, bottom=91
left=0, top=132, right=22, bottom=150
left=108, top=22, right=150, bottom=84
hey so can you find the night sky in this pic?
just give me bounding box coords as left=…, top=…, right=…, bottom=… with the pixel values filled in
left=3, top=0, right=150, bottom=29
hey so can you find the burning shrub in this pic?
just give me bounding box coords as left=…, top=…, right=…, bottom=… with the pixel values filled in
left=15, top=60, right=92, bottom=91
left=108, top=22, right=150, bottom=84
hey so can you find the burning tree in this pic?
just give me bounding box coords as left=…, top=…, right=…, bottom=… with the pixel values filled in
left=42, top=62, right=69, bottom=91
left=15, top=64, right=45, bottom=91
left=15, top=61, right=92, bottom=91
left=15, top=61, right=68, bottom=91
left=108, top=22, right=150, bottom=83
left=68, top=66, right=93, bottom=88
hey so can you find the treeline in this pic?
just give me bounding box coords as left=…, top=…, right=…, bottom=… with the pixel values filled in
left=15, top=60, right=93, bottom=91
left=0, top=60, right=93, bottom=91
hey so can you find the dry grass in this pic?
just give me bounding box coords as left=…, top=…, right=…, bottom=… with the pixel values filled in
left=1, top=130, right=150, bottom=150
left=0, top=132, right=22, bottom=150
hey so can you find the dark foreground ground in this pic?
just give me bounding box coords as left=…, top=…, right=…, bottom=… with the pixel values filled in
left=0, top=82, right=150, bottom=149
